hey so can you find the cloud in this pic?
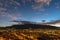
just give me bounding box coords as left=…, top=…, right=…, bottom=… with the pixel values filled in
left=0, top=0, right=22, bottom=20
left=0, top=7, right=21, bottom=26
left=11, top=0, right=21, bottom=6
left=21, top=0, right=32, bottom=5
left=47, top=20, right=60, bottom=24
left=0, top=0, right=21, bottom=25
left=32, top=0, right=52, bottom=11
left=55, top=3, right=60, bottom=8
left=34, top=0, right=51, bottom=5
left=32, top=3, right=43, bottom=9
left=0, top=0, right=21, bottom=10
left=0, top=7, right=21, bottom=20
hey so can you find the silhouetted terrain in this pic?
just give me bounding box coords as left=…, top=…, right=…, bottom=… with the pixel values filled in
left=6, top=24, right=59, bottom=29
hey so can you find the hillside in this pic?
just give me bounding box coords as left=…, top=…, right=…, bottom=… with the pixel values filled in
left=6, top=24, right=59, bottom=29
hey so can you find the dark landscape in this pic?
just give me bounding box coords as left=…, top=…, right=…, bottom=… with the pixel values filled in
left=0, top=23, right=60, bottom=40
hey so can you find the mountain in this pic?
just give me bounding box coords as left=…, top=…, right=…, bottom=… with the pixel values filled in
left=0, top=21, right=60, bottom=29
left=9, top=24, right=57, bottom=29
left=0, top=21, right=59, bottom=29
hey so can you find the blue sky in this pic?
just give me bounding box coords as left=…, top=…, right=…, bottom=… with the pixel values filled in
left=0, top=0, right=60, bottom=26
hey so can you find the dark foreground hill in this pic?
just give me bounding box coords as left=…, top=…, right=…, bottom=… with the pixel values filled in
left=6, top=24, right=59, bottom=29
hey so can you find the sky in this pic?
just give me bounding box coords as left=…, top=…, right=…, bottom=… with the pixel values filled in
left=0, top=0, right=60, bottom=26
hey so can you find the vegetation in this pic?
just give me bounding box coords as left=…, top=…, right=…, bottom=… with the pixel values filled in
left=0, top=28, right=60, bottom=40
